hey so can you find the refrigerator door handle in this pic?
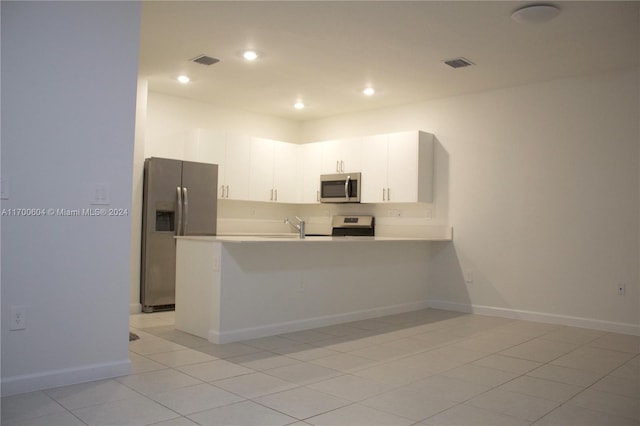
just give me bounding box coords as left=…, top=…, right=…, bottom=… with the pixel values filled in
left=176, top=186, right=183, bottom=235
left=182, top=187, right=189, bottom=235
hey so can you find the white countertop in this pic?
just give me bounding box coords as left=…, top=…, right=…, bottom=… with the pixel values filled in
left=176, top=233, right=452, bottom=243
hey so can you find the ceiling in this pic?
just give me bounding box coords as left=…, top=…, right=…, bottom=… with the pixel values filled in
left=139, top=1, right=639, bottom=121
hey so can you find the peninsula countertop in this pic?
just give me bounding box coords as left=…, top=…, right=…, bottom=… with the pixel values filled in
left=175, top=230, right=452, bottom=243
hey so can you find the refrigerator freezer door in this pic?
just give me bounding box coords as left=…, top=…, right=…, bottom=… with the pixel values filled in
left=141, top=158, right=182, bottom=312
left=181, top=161, right=218, bottom=236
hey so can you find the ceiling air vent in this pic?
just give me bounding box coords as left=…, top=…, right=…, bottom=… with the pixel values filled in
left=191, top=55, right=220, bottom=66
left=443, top=57, right=475, bottom=69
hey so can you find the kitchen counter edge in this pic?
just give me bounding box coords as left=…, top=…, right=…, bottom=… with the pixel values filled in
left=175, top=234, right=452, bottom=243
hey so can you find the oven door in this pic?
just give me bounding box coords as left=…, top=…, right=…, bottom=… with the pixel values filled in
left=320, top=173, right=361, bottom=203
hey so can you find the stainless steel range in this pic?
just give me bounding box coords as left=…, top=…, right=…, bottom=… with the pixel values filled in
left=331, top=215, right=375, bottom=236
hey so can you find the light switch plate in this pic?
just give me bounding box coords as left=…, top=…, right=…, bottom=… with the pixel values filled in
left=10, top=305, right=27, bottom=330
left=90, top=183, right=110, bottom=205
left=1, top=179, right=9, bottom=200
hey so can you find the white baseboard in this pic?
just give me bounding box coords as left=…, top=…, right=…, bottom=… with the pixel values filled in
left=1, top=359, right=131, bottom=397
left=428, top=300, right=640, bottom=336
left=208, top=301, right=430, bottom=344
left=129, top=303, right=142, bottom=314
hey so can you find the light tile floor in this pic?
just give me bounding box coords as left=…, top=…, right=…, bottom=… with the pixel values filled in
left=2, top=309, right=639, bottom=426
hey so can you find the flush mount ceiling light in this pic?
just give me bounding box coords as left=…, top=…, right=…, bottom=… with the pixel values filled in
left=242, top=50, right=259, bottom=61
left=294, top=101, right=305, bottom=110
left=363, top=87, right=375, bottom=96
left=511, top=4, right=560, bottom=24
left=177, top=75, right=190, bottom=84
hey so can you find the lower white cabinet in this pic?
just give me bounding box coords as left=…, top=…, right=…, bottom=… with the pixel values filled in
left=361, top=131, right=434, bottom=203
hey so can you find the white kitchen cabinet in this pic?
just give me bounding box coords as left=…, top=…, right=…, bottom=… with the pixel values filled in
left=186, top=129, right=251, bottom=200
left=321, top=137, right=361, bottom=173
left=298, top=142, right=323, bottom=203
left=361, top=131, right=434, bottom=203
left=249, top=137, right=297, bottom=203
left=222, top=133, right=251, bottom=200
left=183, top=129, right=226, bottom=165
left=273, top=141, right=298, bottom=203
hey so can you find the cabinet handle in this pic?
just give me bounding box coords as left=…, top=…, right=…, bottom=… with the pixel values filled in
left=387, top=187, right=391, bottom=201
left=220, top=185, right=225, bottom=198
left=336, top=160, right=340, bottom=172
left=274, top=189, right=278, bottom=201
left=341, top=160, right=344, bottom=172
left=382, top=188, right=386, bottom=201
left=270, top=189, right=273, bottom=201
left=316, top=190, right=320, bottom=202
left=225, top=185, right=229, bottom=198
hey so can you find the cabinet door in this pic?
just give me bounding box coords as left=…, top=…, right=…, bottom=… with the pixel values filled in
left=273, top=141, right=298, bottom=203
left=321, top=138, right=361, bottom=173
left=299, top=142, right=323, bottom=203
left=321, top=139, right=341, bottom=173
left=339, top=137, right=362, bottom=173
left=224, top=133, right=251, bottom=200
left=387, top=131, right=419, bottom=202
left=248, top=137, right=275, bottom=202
left=360, top=134, right=388, bottom=202
left=184, top=129, right=226, bottom=164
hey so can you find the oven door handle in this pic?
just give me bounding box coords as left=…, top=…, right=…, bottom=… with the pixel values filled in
left=345, top=175, right=351, bottom=201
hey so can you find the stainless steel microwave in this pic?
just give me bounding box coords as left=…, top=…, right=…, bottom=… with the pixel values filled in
left=320, top=172, right=361, bottom=203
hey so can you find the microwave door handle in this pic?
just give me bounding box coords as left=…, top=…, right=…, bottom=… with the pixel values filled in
left=345, top=175, right=351, bottom=201
left=176, top=186, right=183, bottom=235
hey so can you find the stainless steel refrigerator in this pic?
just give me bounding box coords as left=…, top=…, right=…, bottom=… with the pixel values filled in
left=141, top=157, right=218, bottom=312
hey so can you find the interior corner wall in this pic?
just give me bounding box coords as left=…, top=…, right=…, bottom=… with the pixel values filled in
left=130, top=79, right=148, bottom=314
left=1, top=1, right=141, bottom=395
left=300, top=69, right=640, bottom=333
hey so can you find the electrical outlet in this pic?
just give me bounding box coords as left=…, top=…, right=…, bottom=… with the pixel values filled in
left=10, top=305, right=26, bottom=330
left=617, top=283, right=626, bottom=296
left=388, top=209, right=401, bottom=217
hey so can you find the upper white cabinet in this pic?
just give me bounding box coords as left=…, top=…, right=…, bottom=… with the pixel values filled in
left=185, top=129, right=250, bottom=200
left=298, top=142, right=323, bottom=203
left=361, top=131, right=434, bottom=203
left=249, top=137, right=297, bottom=203
left=179, top=129, right=434, bottom=205
left=183, top=128, right=226, bottom=165
left=222, top=133, right=251, bottom=200
left=321, top=137, right=361, bottom=173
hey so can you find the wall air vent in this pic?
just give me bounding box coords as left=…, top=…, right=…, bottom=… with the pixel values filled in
left=443, top=57, right=475, bottom=69
left=191, top=55, right=220, bottom=66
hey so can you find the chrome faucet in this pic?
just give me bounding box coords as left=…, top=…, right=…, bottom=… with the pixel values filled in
left=284, top=216, right=305, bottom=239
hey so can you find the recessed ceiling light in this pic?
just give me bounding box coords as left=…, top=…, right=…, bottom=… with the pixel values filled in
left=294, top=101, right=305, bottom=110
left=511, top=4, right=560, bottom=24
left=243, top=50, right=258, bottom=61
left=177, top=75, right=190, bottom=84
left=363, top=87, right=375, bottom=96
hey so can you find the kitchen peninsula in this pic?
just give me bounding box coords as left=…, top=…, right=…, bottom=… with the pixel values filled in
left=175, top=229, right=452, bottom=344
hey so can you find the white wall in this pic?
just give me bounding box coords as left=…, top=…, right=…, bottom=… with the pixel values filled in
left=145, top=91, right=301, bottom=159
left=301, top=69, right=640, bottom=333
left=1, top=2, right=140, bottom=395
